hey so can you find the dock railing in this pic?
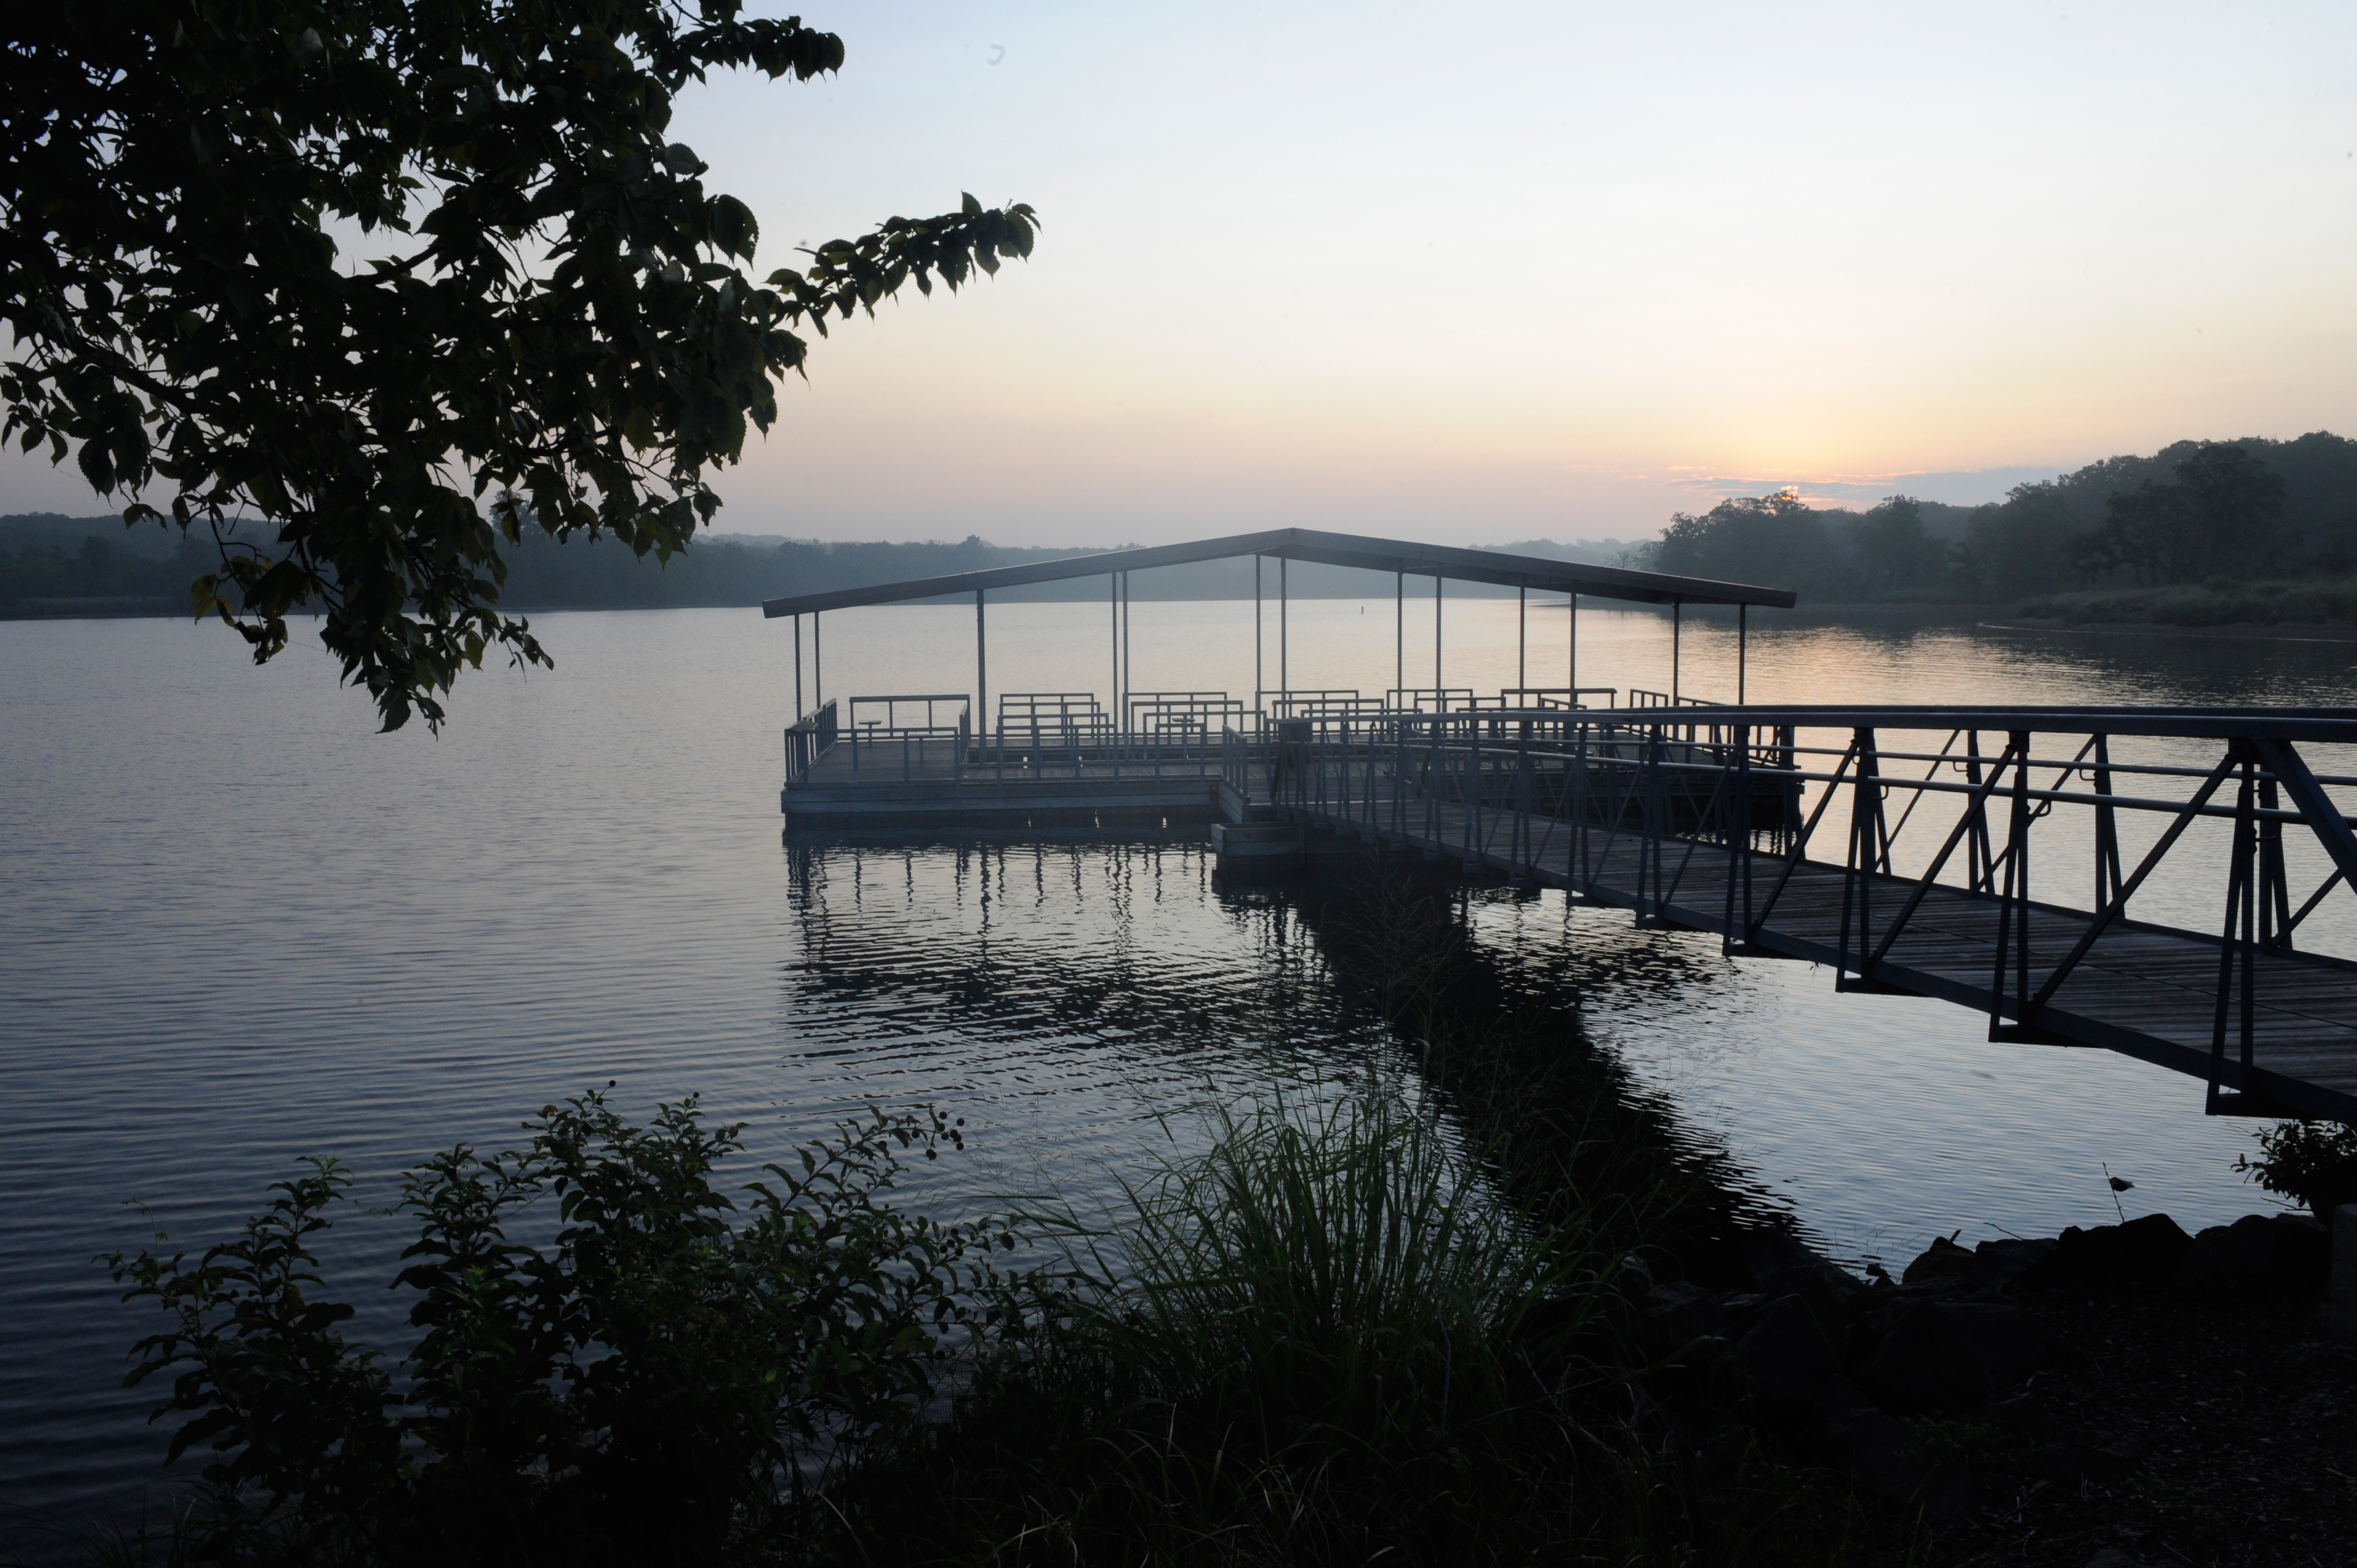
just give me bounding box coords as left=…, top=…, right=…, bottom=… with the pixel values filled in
left=983, top=692, right=1234, bottom=781
left=1257, top=704, right=2357, bottom=1116
left=845, top=694, right=971, bottom=783
left=783, top=698, right=840, bottom=785
left=1126, top=693, right=1247, bottom=770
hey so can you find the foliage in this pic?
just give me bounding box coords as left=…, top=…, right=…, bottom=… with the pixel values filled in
left=1655, top=490, right=1840, bottom=593
left=102, top=1090, right=1017, bottom=1565
left=2066, top=443, right=2287, bottom=587
left=3, top=3, right=1035, bottom=729
left=1850, top=493, right=1946, bottom=594
left=1032, top=1074, right=1596, bottom=1456
left=823, top=1063, right=1913, bottom=1567
left=2234, top=1118, right=2357, bottom=1220
left=1954, top=431, right=2357, bottom=602
left=1643, top=489, right=1960, bottom=602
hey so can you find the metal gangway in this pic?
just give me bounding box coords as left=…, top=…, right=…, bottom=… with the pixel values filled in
left=1248, top=703, right=2357, bottom=1124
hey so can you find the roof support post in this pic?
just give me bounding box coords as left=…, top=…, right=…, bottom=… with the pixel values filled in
left=1671, top=600, right=1681, bottom=703
left=1280, top=556, right=1289, bottom=706
left=976, top=590, right=987, bottom=739
left=1569, top=592, right=1578, bottom=705
left=1394, top=571, right=1403, bottom=706
left=1434, top=572, right=1443, bottom=711
left=1110, top=573, right=1119, bottom=728
left=793, top=613, right=803, bottom=719
left=1121, top=570, right=1131, bottom=738
left=1518, top=585, right=1526, bottom=692
left=1738, top=603, right=1747, bottom=705
left=1253, top=555, right=1263, bottom=723
left=814, top=611, right=822, bottom=712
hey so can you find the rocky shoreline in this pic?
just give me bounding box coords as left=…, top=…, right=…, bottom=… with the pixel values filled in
left=1616, top=1209, right=2356, bottom=1566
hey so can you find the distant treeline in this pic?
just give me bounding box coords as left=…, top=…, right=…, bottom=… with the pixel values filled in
left=1627, top=432, right=2357, bottom=603
left=0, top=517, right=1636, bottom=616
left=9, top=431, right=2353, bottom=617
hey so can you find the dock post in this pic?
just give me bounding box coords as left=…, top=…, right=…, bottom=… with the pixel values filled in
left=1279, top=556, right=1289, bottom=708
left=976, top=590, right=987, bottom=758
left=1395, top=570, right=1403, bottom=704
left=1254, top=556, right=1263, bottom=723
left=1990, top=731, right=2034, bottom=1036
left=814, top=612, right=822, bottom=712
left=1518, top=585, right=1526, bottom=691
left=1671, top=600, right=1681, bottom=703
left=1573, top=716, right=1589, bottom=891
left=1433, top=572, right=1442, bottom=707
left=1738, top=604, right=1747, bottom=704
left=1568, top=591, right=1577, bottom=703
left=794, top=613, right=803, bottom=718
left=2094, top=734, right=2124, bottom=915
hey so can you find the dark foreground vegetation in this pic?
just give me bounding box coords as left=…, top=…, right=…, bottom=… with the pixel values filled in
left=35, top=866, right=2357, bottom=1567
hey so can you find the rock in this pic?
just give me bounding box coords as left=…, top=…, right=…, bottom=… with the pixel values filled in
left=1641, top=1281, right=1728, bottom=1351
left=2178, top=1212, right=2329, bottom=1291
left=1861, top=1300, right=2045, bottom=1412
left=1902, top=1234, right=1975, bottom=1287
left=1741, top=1228, right=1869, bottom=1332
left=1965, top=1236, right=2055, bottom=1292
left=2019, top=1213, right=2193, bottom=1288
left=1735, top=1294, right=1848, bottom=1410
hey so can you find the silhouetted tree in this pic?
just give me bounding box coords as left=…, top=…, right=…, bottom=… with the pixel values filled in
left=2066, top=442, right=2286, bottom=586
left=1851, top=494, right=1946, bottom=592
left=3, top=3, right=1035, bottom=728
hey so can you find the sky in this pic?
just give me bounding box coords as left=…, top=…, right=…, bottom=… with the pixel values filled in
left=6, top=0, right=2353, bottom=546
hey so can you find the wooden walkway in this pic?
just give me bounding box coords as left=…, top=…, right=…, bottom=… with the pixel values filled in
left=1282, top=769, right=2357, bottom=1123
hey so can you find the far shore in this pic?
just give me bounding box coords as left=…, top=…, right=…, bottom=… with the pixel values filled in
left=1990, top=616, right=2357, bottom=645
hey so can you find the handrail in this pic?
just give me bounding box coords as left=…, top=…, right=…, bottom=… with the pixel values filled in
left=1258, top=705, right=2357, bottom=1118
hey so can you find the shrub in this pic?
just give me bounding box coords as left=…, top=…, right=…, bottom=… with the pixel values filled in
left=102, top=1090, right=1019, bottom=1566
left=2234, top=1118, right=2357, bottom=1221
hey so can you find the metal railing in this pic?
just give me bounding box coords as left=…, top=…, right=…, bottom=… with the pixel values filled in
left=1250, top=704, right=2357, bottom=1117
left=845, top=694, right=971, bottom=783
left=783, top=698, right=840, bottom=785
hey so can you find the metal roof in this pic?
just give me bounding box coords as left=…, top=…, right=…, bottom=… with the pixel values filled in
left=758, top=526, right=1795, bottom=618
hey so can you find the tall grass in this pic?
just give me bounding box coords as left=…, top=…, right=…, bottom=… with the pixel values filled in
left=830, top=1062, right=1923, bottom=1567
left=1040, top=1072, right=1601, bottom=1455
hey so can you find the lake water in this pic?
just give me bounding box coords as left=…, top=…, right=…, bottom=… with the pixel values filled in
left=4, top=599, right=2355, bottom=1539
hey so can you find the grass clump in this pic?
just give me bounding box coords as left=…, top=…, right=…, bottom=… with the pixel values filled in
left=827, top=1069, right=1912, bottom=1567
left=1051, top=1076, right=1592, bottom=1450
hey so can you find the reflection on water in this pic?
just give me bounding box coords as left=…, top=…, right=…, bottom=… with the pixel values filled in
left=2, top=603, right=2350, bottom=1531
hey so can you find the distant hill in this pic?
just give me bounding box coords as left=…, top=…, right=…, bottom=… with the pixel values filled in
left=18, top=430, right=2348, bottom=618
left=0, top=517, right=1649, bottom=617
left=1625, top=432, right=2357, bottom=604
